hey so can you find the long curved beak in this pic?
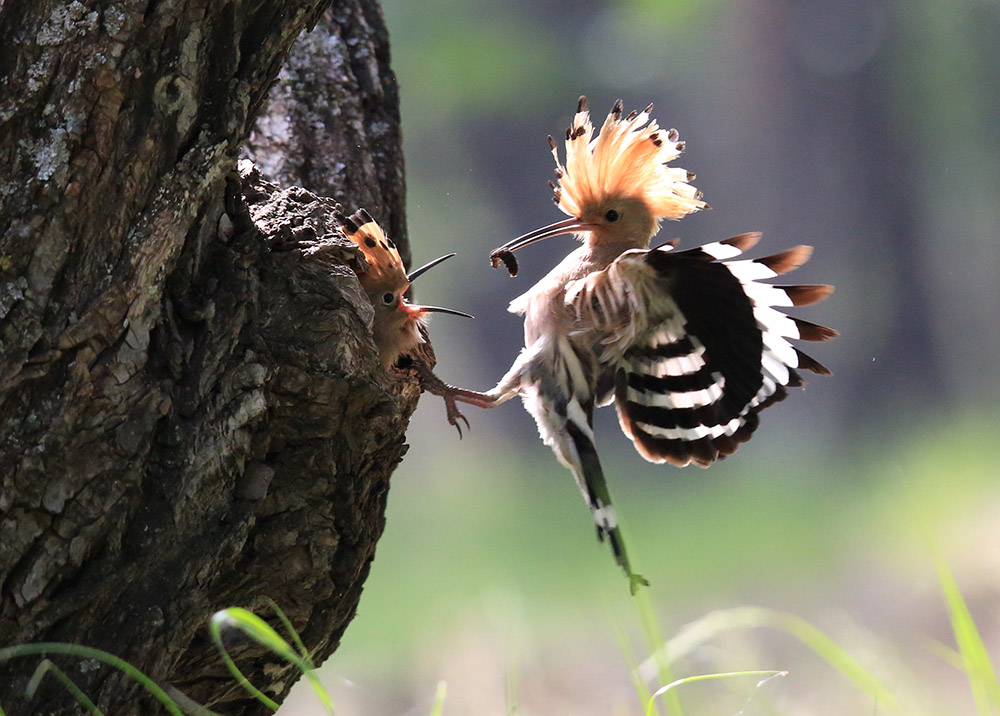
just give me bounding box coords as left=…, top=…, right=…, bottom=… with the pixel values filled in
left=491, top=217, right=593, bottom=255
left=403, top=253, right=473, bottom=318
left=411, top=304, right=474, bottom=319
left=407, top=253, right=456, bottom=282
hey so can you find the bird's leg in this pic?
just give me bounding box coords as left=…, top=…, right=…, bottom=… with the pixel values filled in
left=411, top=361, right=499, bottom=437
left=599, top=522, right=650, bottom=595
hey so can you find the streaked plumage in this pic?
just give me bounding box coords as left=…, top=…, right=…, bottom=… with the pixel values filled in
left=565, top=232, right=834, bottom=467
left=440, top=98, right=836, bottom=590
left=335, top=208, right=475, bottom=432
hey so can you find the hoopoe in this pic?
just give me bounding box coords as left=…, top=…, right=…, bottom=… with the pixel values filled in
left=440, top=97, right=837, bottom=592
left=335, top=208, right=476, bottom=434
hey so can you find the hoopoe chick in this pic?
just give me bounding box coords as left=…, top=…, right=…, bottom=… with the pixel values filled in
left=440, top=97, right=837, bottom=592
left=335, top=208, right=476, bottom=434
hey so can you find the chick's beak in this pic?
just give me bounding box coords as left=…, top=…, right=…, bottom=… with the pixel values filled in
left=404, top=252, right=474, bottom=319
left=409, top=304, right=474, bottom=319
left=491, top=217, right=594, bottom=255
left=407, top=253, right=456, bottom=282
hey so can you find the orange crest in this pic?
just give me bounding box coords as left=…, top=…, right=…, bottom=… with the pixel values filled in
left=550, top=97, right=707, bottom=223
left=336, top=208, right=407, bottom=292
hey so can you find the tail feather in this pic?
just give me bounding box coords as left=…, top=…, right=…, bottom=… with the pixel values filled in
left=519, top=338, right=647, bottom=592
left=565, top=420, right=648, bottom=593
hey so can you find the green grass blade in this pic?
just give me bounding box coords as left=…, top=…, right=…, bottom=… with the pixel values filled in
left=27, top=659, right=104, bottom=716
left=0, top=642, right=184, bottom=716
left=504, top=612, right=520, bottom=716
left=632, top=588, right=683, bottom=716
left=210, top=610, right=286, bottom=711
left=266, top=599, right=314, bottom=668
left=638, top=606, right=900, bottom=713
left=611, top=614, right=658, bottom=716
left=210, top=608, right=335, bottom=715
left=923, top=637, right=964, bottom=670
left=936, top=558, right=1000, bottom=716
left=429, top=680, right=447, bottom=716
left=645, top=670, right=786, bottom=716
left=770, top=610, right=900, bottom=712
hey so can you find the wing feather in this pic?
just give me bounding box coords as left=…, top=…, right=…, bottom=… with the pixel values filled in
left=566, top=234, right=835, bottom=468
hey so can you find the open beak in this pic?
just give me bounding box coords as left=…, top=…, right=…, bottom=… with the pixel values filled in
left=407, top=253, right=456, bottom=282
left=404, top=252, right=474, bottom=318
left=491, top=217, right=594, bottom=255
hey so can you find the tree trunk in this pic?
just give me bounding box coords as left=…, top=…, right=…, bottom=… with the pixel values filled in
left=245, top=2, right=409, bottom=263
left=0, top=1, right=414, bottom=714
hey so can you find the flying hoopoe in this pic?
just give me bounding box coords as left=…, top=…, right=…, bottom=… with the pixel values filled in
left=438, top=97, right=837, bottom=592
left=335, top=208, right=477, bottom=434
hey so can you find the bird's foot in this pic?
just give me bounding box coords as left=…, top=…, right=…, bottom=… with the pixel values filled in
left=442, top=395, right=471, bottom=438
left=411, top=360, right=495, bottom=438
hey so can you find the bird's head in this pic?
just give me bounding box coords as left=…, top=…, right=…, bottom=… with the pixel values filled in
left=493, top=97, right=706, bottom=258
left=336, top=208, right=472, bottom=368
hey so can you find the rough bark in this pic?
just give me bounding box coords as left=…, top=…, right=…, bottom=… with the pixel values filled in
left=245, top=3, right=409, bottom=265
left=0, top=1, right=414, bottom=714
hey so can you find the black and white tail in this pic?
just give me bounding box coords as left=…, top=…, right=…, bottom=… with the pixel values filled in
left=615, top=233, right=837, bottom=467
left=515, top=337, right=649, bottom=593
left=564, top=418, right=648, bottom=594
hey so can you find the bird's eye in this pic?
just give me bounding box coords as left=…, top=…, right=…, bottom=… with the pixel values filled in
left=605, top=209, right=620, bottom=222
left=382, top=292, right=395, bottom=305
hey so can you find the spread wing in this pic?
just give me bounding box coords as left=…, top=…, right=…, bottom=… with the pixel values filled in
left=565, top=233, right=836, bottom=467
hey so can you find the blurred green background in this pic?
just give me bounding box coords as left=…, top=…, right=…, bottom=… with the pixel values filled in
left=313, top=1, right=1000, bottom=714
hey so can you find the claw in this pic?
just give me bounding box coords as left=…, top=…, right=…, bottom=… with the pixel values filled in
left=410, top=360, right=493, bottom=437
left=443, top=396, right=471, bottom=439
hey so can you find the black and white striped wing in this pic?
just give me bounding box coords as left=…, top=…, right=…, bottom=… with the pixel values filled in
left=569, top=233, right=836, bottom=468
